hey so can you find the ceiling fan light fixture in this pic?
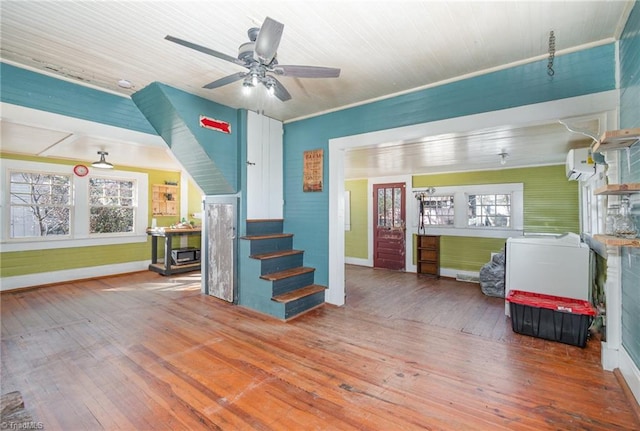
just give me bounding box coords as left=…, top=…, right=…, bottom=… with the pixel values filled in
left=266, top=82, right=275, bottom=96
left=242, top=82, right=253, bottom=96
left=92, top=150, right=114, bottom=169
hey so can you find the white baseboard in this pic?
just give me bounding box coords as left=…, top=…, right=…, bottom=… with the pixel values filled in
left=619, top=346, right=640, bottom=406
left=601, top=341, right=620, bottom=371
left=345, top=257, right=371, bottom=267
left=342, top=261, right=481, bottom=282
left=441, top=268, right=480, bottom=280
left=0, top=261, right=150, bottom=291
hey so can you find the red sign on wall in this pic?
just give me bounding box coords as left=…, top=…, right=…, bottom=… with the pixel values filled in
left=199, top=115, right=231, bottom=134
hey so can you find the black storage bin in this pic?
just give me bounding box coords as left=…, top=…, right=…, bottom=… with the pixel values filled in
left=507, top=290, right=596, bottom=347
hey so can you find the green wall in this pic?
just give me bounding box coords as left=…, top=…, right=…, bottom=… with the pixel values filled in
left=413, top=165, right=580, bottom=233
left=345, top=179, right=368, bottom=259
left=0, top=153, right=196, bottom=278
left=345, top=165, right=579, bottom=272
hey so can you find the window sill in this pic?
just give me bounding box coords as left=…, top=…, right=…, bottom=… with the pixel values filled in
left=418, top=226, right=523, bottom=239
left=0, top=234, right=148, bottom=252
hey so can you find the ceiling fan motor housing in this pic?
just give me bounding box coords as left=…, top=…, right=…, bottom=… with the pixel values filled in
left=247, top=27, right=259, bottom=42
left=165, top=16, right=339, bottom=102
left=238, top=42, right=255, bottom=62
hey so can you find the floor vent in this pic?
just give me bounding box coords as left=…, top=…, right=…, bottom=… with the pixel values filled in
left=456, top=273, right=480, bottom=283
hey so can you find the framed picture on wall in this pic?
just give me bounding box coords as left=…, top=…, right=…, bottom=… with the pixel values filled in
left=303, top=149, right=323, bottom=192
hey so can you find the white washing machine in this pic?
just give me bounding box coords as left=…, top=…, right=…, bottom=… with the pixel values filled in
left=505, top=232, right=592, bottom=316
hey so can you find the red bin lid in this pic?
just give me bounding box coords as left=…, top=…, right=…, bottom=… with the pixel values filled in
left=506, top=290, right=596, bottom=316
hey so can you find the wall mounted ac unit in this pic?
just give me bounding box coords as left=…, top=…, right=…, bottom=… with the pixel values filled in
left=566, top=148, right=595, bottom=181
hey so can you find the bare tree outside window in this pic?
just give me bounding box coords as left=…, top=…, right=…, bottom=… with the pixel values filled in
left=468, top=194, right=511, bottom=227
left=89, top=178, right=135, bottom=233
left=418, top=195, right=455, bottom=226
left=9, top=172, right=71, bottom=238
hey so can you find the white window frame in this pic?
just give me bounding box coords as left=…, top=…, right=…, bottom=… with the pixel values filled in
left=88, top=175, right=137, bottom=237
left=1, top=159, right=148, bottom=252
left=418, top=194, right=455, bottom=226
left=413, top=183, right=523, bottom=239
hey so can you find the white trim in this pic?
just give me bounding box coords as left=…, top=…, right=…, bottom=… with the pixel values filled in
left=345, top=257, right=370, bottom=267
left=442, top=268, right=480, bottom=281
left=1, top=102, right=165, bottom=148
left=344, top=191, right=351, bottom=231
left=329, top=90, right=620, bottom=309
left=1, top=158, right=148, bottom=251
left=2, top=59, right=134, bottom=99
left=287, top=39, right=616, bottom=124
left=413, top=183, right=524, bottom=238
left=0, top=261, right=150, bottom=291
left=601, top=341, right=619, bottom=371
left=1, top=235, right=148, bottom=252
left=620, top=346, right=640, bottom=406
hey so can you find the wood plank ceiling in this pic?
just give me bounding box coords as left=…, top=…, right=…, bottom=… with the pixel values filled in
left=0, top=1, right=634, bottom=176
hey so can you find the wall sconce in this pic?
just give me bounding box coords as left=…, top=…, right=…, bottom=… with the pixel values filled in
left=91, top=151, right=114, bottom=169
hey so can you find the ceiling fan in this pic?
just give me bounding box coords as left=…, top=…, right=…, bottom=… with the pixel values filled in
left=165, top=17, right=340, bottom=102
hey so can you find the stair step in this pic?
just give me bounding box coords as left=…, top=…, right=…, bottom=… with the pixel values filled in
left=260, top=266, right=315, bottom=282
left=272, top=284, right=327, bottom=304
left=247, top=218, right=284, bottom=223
left=246, top=219, right=285, bottom=236
left=241, top=233, right=293, bottom=241
left=250, top=249, right=304, bottom=260
left=247, top=219, right=284, bottom=223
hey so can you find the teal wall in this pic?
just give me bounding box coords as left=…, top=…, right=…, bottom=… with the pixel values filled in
left=619, top=2, right=640, bottom=372
left=132, top=82, right=241, bottom=194
left=283, top=44, right=616, bottom=287
left=0, top=62, right=155, bottom=134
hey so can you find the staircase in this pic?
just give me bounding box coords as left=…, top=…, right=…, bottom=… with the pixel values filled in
left=239, top=219, right=326, bottom=320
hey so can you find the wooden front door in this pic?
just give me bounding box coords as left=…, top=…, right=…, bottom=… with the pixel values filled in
left=373, top=182, right=406, bottom=270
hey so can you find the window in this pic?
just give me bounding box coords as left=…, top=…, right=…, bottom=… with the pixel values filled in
left=377, top=186, right=404, bottom=228
left=419, top=195, right=454, bottom=226
left=2, top=159, right=148, bottom=251
left=9, top=171, right=72, bottom=238
left=467, top=193, right=511, bottom=228
left=413, top=183, right=523, bottom=239
left=89, top=178, right=135, bottom=234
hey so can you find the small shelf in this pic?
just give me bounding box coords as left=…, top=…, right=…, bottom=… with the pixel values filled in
left=152, top=184, right=179, bottom=216
left=594, top=183, right=640, bottom=195
left=593, top=128, right=640, bottom=152
left=593, top=234, right=640, bottom=248
left=416, top=234, right=440, bottom=278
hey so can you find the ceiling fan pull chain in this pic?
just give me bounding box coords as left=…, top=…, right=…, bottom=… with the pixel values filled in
left=547, top=31, right=556, bottom=77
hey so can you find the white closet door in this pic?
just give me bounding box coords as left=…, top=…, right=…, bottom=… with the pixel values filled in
left=247, top=111, right=283, bottom=219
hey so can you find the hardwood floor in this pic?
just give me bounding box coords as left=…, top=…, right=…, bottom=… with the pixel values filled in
left=1, top=266, right=638, bottom=430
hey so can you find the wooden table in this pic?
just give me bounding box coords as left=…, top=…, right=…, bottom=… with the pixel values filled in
left=146, top=227, right=202, bottom=275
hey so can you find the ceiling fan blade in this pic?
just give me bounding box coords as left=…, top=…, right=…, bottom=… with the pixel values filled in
left=273, top=65, right=341, bottom=78
left=165, top=35, right=244, bottom=66
left=254, top=17, right=284, bottom=64
left=203, top=72, right=247, bottom=89
left=267, top=77, right=291, bottom=101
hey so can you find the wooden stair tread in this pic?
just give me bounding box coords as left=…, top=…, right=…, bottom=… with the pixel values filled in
left=241, top=233, right=293, bottom=240
left=272, top=284, right=327, bottom=303
left=247, top=219, right=284, bottom=223
left=260, top=266, right=315, bottom=281
left=250, top=249, right=304, bottom=260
